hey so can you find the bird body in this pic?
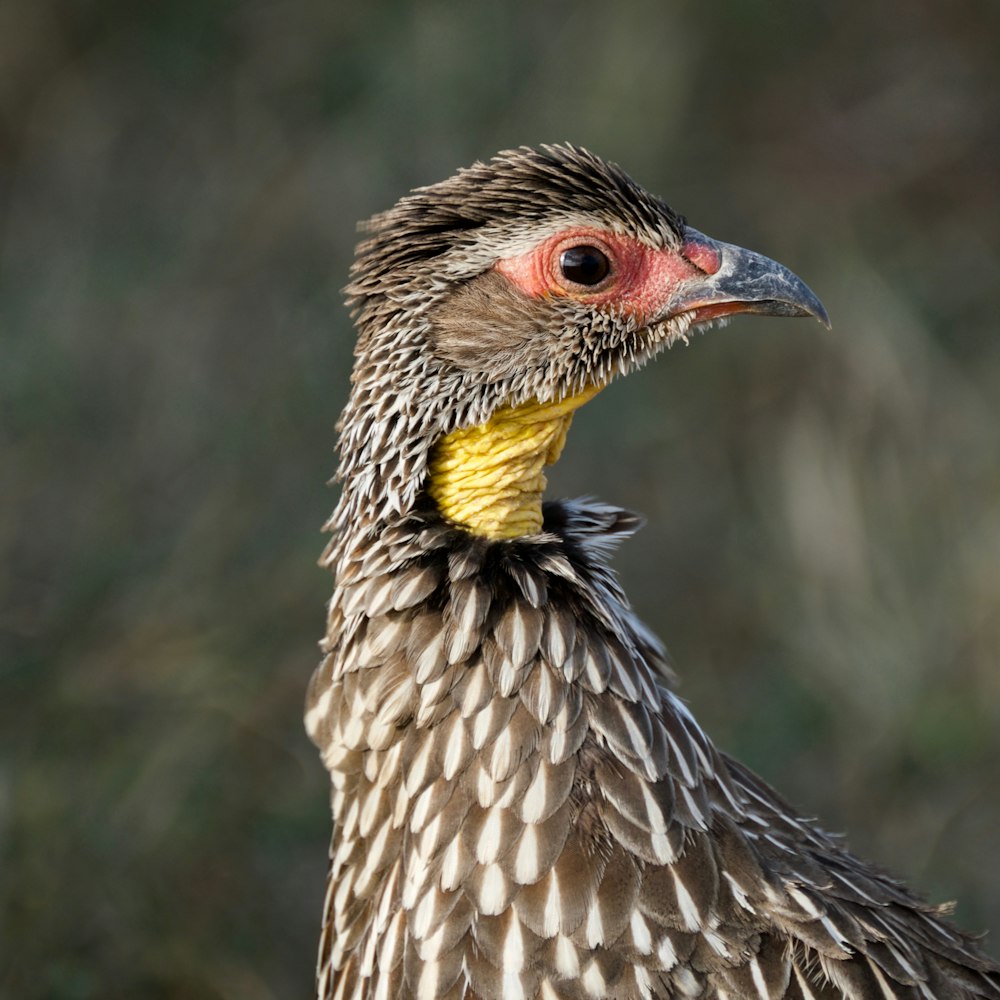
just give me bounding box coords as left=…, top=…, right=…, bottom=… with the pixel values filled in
left=306, top=145, right=999, bottom=1000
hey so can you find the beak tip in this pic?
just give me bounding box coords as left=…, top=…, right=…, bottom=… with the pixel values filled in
left=806, top=297, right=832, bottom=331
left=771, top=272, right=830, bottom=330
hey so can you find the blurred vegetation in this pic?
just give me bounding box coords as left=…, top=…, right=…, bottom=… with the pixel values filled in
left=2, top=1, right=999, bottom=996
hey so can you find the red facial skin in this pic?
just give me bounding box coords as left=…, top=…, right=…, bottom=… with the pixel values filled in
left=495, top=227, right=722, bottom=326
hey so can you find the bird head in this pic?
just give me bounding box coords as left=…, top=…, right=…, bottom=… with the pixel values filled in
left=330, top=144, right=827, bottom=552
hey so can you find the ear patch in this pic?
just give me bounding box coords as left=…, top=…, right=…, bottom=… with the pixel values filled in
left=429, top=270, right=558, bottom=377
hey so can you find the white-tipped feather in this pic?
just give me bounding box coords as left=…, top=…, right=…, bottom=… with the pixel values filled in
left=478, top=863, right=510, bottom=916
left=476, top=807, right=505, bottom=865
left=554, top=934, right=580, bottom=978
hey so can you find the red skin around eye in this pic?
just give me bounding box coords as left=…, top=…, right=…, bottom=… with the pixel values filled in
left=494, top=227, right=707, bottom=324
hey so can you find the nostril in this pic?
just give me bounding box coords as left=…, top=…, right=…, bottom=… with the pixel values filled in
left=680, top=234, right=722, bottom=275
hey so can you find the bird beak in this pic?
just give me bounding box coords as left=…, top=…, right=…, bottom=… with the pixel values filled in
left=665, top=227, right=831, bottom=329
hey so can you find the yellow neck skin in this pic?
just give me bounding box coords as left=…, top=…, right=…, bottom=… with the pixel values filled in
left=428, top=384, right=602, bottom=539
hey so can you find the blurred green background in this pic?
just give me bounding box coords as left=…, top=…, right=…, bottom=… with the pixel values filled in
left=3, top=1, right=999, bottom=996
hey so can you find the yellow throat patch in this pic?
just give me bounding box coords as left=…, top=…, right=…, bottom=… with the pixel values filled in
left=428, top=384, right=603, bottom=539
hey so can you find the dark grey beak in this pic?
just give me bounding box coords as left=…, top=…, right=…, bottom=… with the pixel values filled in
left=666, top=227, right=830, bottom=329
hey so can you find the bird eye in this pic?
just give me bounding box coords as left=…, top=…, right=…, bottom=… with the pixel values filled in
left=559, top=245, right=611, bottom=287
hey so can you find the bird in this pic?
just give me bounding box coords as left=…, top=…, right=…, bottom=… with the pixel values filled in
left=305, top=144, right=1000, bottom=1000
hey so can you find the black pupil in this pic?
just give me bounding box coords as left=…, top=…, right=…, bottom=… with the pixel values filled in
left=559, top=245, right=610, bottom=286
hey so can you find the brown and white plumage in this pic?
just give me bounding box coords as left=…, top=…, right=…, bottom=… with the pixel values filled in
left=305, top=144, right=1000, bottom=1000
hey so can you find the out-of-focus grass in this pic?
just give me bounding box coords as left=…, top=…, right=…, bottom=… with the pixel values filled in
left=2, top=1, right=999, bottom=996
